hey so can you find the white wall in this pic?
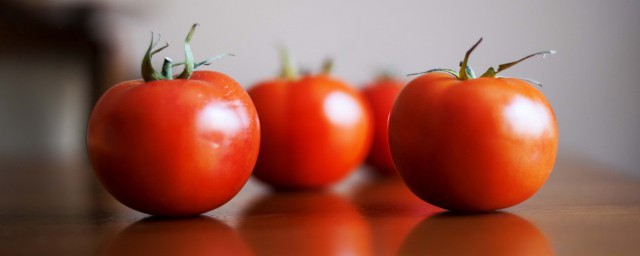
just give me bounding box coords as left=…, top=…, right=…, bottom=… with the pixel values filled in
left=54, top=0, right=640, bottom=174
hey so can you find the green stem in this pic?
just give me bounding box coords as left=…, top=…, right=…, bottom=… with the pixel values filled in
left=480, top=50, right=557, bottom=78
left=407, top=39, right=555, bottom=85
left=459, top=38, right=482, bottom=80
left=407, top=68, right=459, bottom=78
left=161, top=57, right=173, bottom=78
left=176, top=24, right=198, bottom=79
left=141, top=33, right=170, bottom=82
left=376, top=71, right=394, bottom=81
left=140, top=24, right=232, bottom=82
left=279, top=47, right=298, bottom=80
left=172, top=53, right=235, bottom=69
left=321, top=58, right=333, bottom=75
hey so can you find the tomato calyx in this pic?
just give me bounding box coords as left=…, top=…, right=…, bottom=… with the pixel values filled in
left=320, top=58, right=334, bottom=75
left=142, top=33, right=170, bottom=81
left=374, top=70, right=398, bottom=82
left=279, top=47, right=299, bottom=80
left=408, top=38, right=556, bottom=87
left=278, top=48, right=335, bottom=80
left=141, top=24, right=234, bottom=82
left=458, top=37, right=483, bottom=80
left=480, top=49, right=556, bottom=79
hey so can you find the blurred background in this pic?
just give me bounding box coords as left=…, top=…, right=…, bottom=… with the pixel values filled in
left=0, top=0, right=638, bottom=176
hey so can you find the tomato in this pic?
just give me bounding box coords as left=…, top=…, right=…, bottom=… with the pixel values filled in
left=361, top=76, right=404, bottom=175
left=400, top=212, right=552, bottom=255
left=248, top=52, right=372, bottom=190
left=86, top=25, right=260, bottom=216
left=389, top=38, right=558, bottom=211
left=240, top=192, right=372, bottom=255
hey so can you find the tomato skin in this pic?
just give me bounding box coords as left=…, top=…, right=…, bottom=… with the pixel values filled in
left=248, top=75, right=372, bottom=190
left=389, top=72, right=558, bottom=211
left=361, top=78, right=404, bottom=175
left=87, top=71, right=260, bottom=216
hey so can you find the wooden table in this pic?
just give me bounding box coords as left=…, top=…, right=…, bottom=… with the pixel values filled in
left=1, top=154, right=639, bottom=255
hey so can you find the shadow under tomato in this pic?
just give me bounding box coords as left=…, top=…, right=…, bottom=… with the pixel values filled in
left=239, top=191, right=372, bottom=256
left=399, top=212, right=553, bottom=256
left=350, top=175, right=443, bottom=256
left=102, top=216, right=252, bottom=256
left=351, top=175, right=442, bottom=217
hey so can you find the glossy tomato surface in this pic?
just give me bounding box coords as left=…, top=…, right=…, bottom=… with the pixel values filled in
left=362, top=78, right=404, bottom=175
left=389, top=72, right=558, bottom=211
left=248, top=75, right=372, bottom=190
left=87, top=71, right=260, bottom=216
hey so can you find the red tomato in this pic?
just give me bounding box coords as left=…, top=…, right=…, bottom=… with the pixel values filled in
left=389, top=39, right=558, bottom=211
left=361, top=76, right=404, bottom=175
left=248, top=55, right=372, bottom=190
left=86, top=25, right=260, bottom=216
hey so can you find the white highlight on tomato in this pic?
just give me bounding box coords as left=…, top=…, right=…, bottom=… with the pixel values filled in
left=503, top=96, right=552, bottom=137
left=197, top=100, right=249, bottom=145
left=323, top=91, right=361, bottom=126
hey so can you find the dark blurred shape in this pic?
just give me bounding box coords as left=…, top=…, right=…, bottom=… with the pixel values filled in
left=0, top=1, right=123, bottom=161
left=400, top=212, right=553, bottom=256
left=360, top=76, right=405, bottom=176
left=0, top=0, right=121, bottom=91
left=239, top=191, right=372, bottom=256
left=0, top=0, right=129, bottom=228
left=103, top=216, right=252, bottom=256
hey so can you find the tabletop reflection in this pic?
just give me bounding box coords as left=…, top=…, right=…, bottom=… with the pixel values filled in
left=102, top=216, right=252, bottom=256
left=351, top=175, right=442, bottom=216
left=399, top=212, right=553, bottom=256
left=350, top=176, right=442, bottom=256
left=239, top=191, right=372, bottom=256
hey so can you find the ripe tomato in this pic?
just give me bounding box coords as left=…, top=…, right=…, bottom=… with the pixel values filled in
left=361, top=76, right=404, bottom=175
left=248, top=52, right=372, bottom=190
left=86, top=25, right=260, bottom=216
left=389, top=38, right=558, bottom=211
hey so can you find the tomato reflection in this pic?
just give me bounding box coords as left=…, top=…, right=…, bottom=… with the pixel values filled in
left=351, top=176, right=442, bottom=256
left=104, top=216, right=252, bottom=256
left=400, top=212, right=553, bottom=256
left=239, top=191, right=372, bottom=256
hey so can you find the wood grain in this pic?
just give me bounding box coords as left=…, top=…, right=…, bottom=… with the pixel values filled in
left=0, top=154, right=638, bottom=255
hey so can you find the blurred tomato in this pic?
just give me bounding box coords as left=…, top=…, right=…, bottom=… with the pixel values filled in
left=248, top=53, right=372, bottom=190
left=361, top=76, right=404, bottom=175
